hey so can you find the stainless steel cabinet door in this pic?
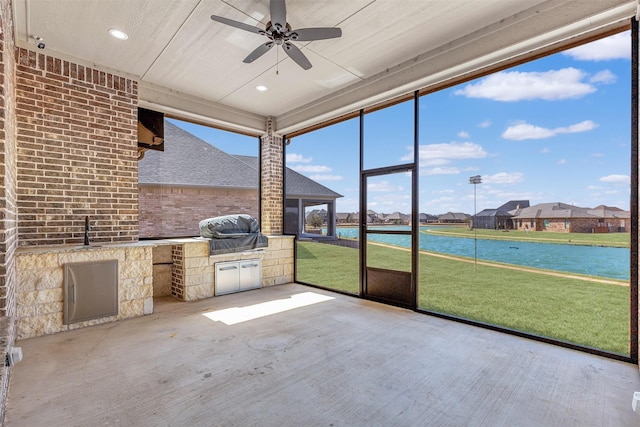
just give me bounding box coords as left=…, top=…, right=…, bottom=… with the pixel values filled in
left=239, top=260, right=261, bottom=291
left=215, top=262, right=240, bottom=295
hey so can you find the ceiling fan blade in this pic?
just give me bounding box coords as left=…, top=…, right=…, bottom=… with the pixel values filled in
left=211, top=15, right=263, bottom=35
left=283, top=42, right=312, bottom=70
left=243, top=42, right=275, bottom=64
left=291, top=27, right=342, bottom=41
left=270, top=0, right=287, bottom=31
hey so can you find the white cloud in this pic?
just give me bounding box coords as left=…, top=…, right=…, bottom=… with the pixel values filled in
left=292, top=165, right=331, bottom=173
left=482, top=172, right=524, bottom=184
left=420, top=158, right=451, bottom=167
left=599, top=174, right=629, bottom=184
left=590, top=70, right=616, bottom=84
left=592, top=152, right=604, bottom=157
left=421, top=167, right=460, bottom=176
left=309, top=174, right=343, bottom=181
left=502, top=120, right=597, bottom=141
left=557, top=159, right=567, bottom=165
left=541, top=147, right=550, bottom=154
left=458, top=131, right=470, bottom=138
left=454, top=68, right=595, bottom=101
left=286, top=153, right=311, bottom=163
left=404, top=141, right=487, bottom=176
left=479, top=120, right=492, bottom=128
left=405, top=142, right=487, bottom=162
left=368, top=181, right=403, bottom=192
left=563, top=32, right=630, bottom=61
left=503, top=123, right=554, bottom=140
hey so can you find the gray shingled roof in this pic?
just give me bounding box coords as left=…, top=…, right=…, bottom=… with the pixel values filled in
left=510, top=202, right=583, bottom=219
left=231, top=154, right=342, bottom=198
left=139, top=121, right=342, bottom=199
left=475, top=208, right=499, bottom=217
left=285, top=168, right=343, bottom=198
left=498, top=200, right=529, bottom=211
left=438, top=212, right=469, bottom=221
left=139, top=121, right=256, bottom=188
left=588, top=205, right=630, bottom=219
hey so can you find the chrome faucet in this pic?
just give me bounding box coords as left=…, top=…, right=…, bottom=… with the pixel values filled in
left=84, top=216, right=91, bottom=246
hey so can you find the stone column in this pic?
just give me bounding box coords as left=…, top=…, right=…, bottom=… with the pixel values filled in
left=260, top=117, right=284, bottom=236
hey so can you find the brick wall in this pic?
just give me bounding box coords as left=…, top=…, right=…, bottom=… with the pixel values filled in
left=0, top=0, right=18, bottom=423
left=260, top=118, right=283, bottom=235
left=139, top=185, right=258, bottom=238
left=15, top=48, right=139, bottom=246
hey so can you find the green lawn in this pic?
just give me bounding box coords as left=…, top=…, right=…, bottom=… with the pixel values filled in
left=425, top=226, right=630, bottom=248
left=296, top=240, right=630, bottom=355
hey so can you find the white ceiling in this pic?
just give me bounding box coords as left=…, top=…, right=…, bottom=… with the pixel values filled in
left=13, top=0, right=637, bottom=135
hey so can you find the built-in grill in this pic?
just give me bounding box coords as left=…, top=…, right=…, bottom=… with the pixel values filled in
left=199, top=214, right=268, bottom=255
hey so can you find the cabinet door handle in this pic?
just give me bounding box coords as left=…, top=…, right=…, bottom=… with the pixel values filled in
left=71, top=284, right=76, bottom=303
left=219, top=266, right=238, bottom=271
left=242, top=264, right=258, bottom=268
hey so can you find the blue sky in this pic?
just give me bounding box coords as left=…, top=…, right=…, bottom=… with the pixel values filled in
left=173, top=31, right=631, bottom=216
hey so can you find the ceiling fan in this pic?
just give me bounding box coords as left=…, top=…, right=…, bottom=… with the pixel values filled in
left=211, top=0, right=342, bottom=70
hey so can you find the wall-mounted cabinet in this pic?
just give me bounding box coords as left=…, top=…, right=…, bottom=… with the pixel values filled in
left=215, top=259, right=261, bottom=296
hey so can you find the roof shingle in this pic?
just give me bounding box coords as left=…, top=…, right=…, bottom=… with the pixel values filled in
left=139, top=121, right=342, bottom=199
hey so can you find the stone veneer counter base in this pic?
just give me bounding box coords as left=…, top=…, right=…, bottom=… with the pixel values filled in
left=16, top=243, right=155, bottom=339
left=16, top=236, right=294, bottom=338
left=170, top=235, right=294, bottom=301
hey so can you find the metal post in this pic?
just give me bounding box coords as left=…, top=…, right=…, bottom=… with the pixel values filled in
left=469, top=175, right=482, bottom=271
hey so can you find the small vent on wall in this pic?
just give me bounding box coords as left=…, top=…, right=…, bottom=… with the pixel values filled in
left=138, top=107, right=164, bottom=160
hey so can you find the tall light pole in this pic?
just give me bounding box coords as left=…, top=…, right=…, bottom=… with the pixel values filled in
left=469, top=175, right=482, bottom=271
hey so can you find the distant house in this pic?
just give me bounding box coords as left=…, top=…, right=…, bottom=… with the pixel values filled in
left=336, top=212, right=356, bottom=224
left=419, top=213, right=439, bottom=224
left=139, top=121, right=342, bottom=238
left=383, top=211, right=410, bottom=224
left=472, top=200, right=530, bottom=230
left=438, top=212, right=469, bottom=224
left=509, top=202, right=630, bottom=233
left=366, top=210, right=381, bottom=224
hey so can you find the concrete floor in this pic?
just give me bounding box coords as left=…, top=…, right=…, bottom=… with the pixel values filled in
left=6, top=283, right=640, bottom=426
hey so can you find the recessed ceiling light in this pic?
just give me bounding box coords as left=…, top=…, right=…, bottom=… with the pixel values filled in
left=256, top=85, right=268, bottom=92
left=109, top=29, right=129, bottom=40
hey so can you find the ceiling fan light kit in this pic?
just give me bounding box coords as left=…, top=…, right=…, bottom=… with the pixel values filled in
left=211, top=0, right=342, bottom=70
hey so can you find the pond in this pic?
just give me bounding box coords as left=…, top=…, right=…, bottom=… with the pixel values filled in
left=335, top=226, right=629, bottom=280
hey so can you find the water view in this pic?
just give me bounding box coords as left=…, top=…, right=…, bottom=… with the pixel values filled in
left=335, top=226, right=629, bottom=280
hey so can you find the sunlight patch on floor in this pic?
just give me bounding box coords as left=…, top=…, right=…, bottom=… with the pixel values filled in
left=202, top=292, right=335, bottom=325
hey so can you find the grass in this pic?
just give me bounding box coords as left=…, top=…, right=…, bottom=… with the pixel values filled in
left=296, top=240, right=630, bottom=355
left=425, top=226, right=630, bottom=248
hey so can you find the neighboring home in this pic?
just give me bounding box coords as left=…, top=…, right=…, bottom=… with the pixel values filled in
left=419, top=213, right=439, bottom=224
left=337, top=212, right=356, bottom=224
left=139, top=121, right=342, bottom=238
left=509, top=202, right=630, bottom=233
left=472, top=200, right=530, bottom=230
left=438, top=212, right=469, bottom=224
left=366, top=210, right=381, bottom=224
left=383, top=211, right=410, bottom=224
left=306, top=209, right=328, bottom=222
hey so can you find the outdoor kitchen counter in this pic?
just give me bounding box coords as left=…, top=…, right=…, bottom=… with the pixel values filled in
left=14, top=236, right=294, bottom=338
left=169, top=235, right=294, bottom=301
left=15, top=243, right=155, bottom=339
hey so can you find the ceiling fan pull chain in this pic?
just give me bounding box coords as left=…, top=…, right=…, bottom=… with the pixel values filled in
left=276, top=47, right=279, bottom=75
